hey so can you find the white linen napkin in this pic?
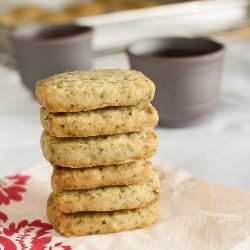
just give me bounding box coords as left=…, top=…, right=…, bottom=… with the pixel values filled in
left=0, top=158, right=250, bottom=250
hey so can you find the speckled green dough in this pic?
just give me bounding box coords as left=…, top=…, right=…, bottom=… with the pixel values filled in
left=40, top=102, right=159, bottom=137
left=52, top=159, right=152, bottom=190
left=35, top=69, right=155, bottom=112
left=52, top=167, right=161, bottom=212
left=47, top=193, right=160, bottom=237
left=40, top=128, right=158, bottom=168
left=37, top=68, right=162, bottom=237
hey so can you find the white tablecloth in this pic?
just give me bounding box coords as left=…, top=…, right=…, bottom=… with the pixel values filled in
left=0, top=39, right=250, bottom=192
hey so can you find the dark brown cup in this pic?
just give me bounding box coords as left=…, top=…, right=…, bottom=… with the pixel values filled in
left=126, top=37, right=225, bottom=128
left=10, top=23, right=93, bottom=96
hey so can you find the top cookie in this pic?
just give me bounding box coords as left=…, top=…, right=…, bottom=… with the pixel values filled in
left=35, top=69, right=155, bottom=112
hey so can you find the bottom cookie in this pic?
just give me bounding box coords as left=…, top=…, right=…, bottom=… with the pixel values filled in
left=47, top=193, right=159, bottom=237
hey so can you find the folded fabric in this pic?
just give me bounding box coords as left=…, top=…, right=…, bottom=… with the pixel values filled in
left=0, top=158, right=250, bottom=249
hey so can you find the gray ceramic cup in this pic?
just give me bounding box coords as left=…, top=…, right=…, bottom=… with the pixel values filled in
left=126, top=37, right=225, bottom=128
left=10, top=23, right=93, bottom=96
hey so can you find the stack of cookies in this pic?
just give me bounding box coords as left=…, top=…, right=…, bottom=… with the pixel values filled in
left=36, top=69, right=162, bottom=237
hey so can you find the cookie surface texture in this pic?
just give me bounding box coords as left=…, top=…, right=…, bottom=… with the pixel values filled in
left=35, top=69, right=155, bottom=112
left=47, top=193, right=159, bottom=237
left=52, top=159, right=152, bottom=190
left=40, top=128, right=158, bottom=167
left=40, top=102, right=159, bottom=137
left=52, top=167, right=161, bottom=212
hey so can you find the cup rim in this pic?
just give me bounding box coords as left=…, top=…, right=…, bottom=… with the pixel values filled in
left=126, top=36, right=225, bottom=61
left=9, top=23, right=93, bottom=45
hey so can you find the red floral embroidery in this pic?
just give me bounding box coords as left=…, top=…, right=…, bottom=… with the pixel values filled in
left=0, top=211, right=71, bottom=250
left=0, top=174, right=30, bottom=205
left=0, top=211, right=7, bottom=223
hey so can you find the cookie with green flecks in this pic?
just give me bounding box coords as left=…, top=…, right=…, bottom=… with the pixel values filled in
left=52, top=159, right=152, bottom=190
left=47, top=193, right=159, bottom=237
left=36, top=69, right=155, bottom=113
left=52, top=167, right=161, bottom=213
left=40, top=102, right=158, bottom=137
left=40, top=128, right=158, bottom=168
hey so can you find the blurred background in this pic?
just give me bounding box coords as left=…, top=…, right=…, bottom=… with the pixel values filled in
left=0, top=0, right=250, bottom=55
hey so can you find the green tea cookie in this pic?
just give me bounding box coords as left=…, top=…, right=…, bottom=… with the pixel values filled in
left=40, top=102, right=158, bottom=137
left=52, top=167, right=161, bottom=212
left=47, top=193, right=159, bottom=237
left=36, top=69, right=155, bottom=112
left=40, top=128, right=158, bottom=168
left=53, top=159, right=152, bottom=190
